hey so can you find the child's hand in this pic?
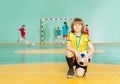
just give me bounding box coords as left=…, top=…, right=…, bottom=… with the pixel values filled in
left=75, top=50, right=82, bottom=60
left=84, top=56, right=89, bottom=66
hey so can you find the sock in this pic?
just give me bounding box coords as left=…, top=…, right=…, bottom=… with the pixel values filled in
left=65, top=56, right=74, bottom=70
left=20, top=38, right=23, bottom=41
left=25, top=40, right=30, bottom=45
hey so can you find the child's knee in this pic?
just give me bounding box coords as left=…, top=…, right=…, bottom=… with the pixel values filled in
left=66, top=50, right=74, bottom=58
left=76, top=71, right=84, bottom=77
left=76, top=68, right=86, bottom=77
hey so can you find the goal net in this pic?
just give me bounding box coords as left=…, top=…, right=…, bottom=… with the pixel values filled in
left=40, top=18, right=73, bottom=44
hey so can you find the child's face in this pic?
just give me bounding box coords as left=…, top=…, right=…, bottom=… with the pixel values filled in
left=73, top=23, right=82, bottom=33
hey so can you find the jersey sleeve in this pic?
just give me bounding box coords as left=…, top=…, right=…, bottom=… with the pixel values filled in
left=85, top=34, right=91, bottom=44
left=66, top=32, right=72, bottom=41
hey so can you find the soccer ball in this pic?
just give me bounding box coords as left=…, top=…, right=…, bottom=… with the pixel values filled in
left=77, top=51, right=91, bottom=66
left=32, top=42, right=35, bottom=46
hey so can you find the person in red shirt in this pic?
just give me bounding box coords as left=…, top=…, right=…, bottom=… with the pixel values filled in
left=19, top=25, right=26, bottom=39
left=84, top=24, right=89, bottom=36
left=17, top=25, right=30, bottom=46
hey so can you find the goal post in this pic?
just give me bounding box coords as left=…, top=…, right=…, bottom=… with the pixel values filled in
left=40, top=18, right=73, bottom=44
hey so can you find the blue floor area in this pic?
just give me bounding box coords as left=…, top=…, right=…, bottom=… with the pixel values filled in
left=0, top=44, right=120, bottom=65
left=92, top=44, right=120, bottom=64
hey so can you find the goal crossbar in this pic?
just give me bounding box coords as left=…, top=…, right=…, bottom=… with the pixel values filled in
left=40, top=18, right=73, bottom=44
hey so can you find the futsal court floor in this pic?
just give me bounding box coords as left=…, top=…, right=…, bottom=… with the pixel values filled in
left=0, top=43, right=120, bottom=84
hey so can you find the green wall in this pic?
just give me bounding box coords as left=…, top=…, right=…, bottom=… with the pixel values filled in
left=0, top=0, right=120, bottom=43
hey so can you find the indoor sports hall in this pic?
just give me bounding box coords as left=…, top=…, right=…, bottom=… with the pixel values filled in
left=0, top=0, right=120, bottom=84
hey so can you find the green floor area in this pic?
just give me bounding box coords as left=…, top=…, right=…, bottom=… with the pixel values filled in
left=0, top=44, right=120, bottom=65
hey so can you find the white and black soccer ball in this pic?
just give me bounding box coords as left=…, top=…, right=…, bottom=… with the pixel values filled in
left=77, top=51, right=91, bottom=66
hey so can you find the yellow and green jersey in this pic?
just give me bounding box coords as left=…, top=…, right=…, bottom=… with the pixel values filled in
left=67, top=32, right=91, bottom=52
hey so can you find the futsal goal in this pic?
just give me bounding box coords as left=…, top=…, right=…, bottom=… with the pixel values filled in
left=40, top=18, right=73, bottom=44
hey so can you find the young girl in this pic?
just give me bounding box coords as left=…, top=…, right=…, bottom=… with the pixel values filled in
left=66, top=18, right=95, bottom=78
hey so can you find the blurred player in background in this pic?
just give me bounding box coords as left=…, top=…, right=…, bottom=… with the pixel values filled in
left=55, top=27, right=62, bottom=44
left=62, top=22, right=69, bottom=44
left=17, top=25, right=30, bottom=46
left=84, top=24, right=89, bottom=36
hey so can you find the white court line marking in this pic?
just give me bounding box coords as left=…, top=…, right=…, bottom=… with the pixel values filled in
left=15, top=49, right=104, bottom=54
left=0, top=72, right=120, bottom=74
